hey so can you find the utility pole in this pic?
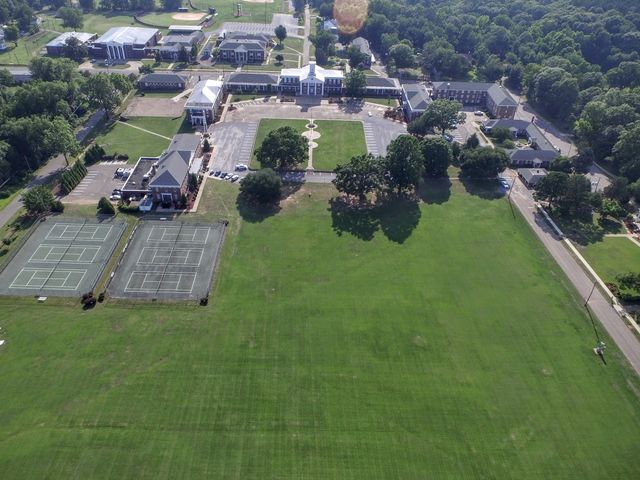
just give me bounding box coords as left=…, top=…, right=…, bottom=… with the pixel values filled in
left=585, top=280, right=597, bottom=306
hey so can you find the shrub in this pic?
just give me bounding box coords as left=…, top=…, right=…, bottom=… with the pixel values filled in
left=97, top=292, right=105, bottom=302
left=0, top=190, right=9, bottom=199
left=2, top=237, right=12, bottom=245
left=98, top=196, right=116, bottom=214
left=502, top=139, right=516, bottom=149
left=61, top=160, right=88, bottom=194
left=51, top=200, right=65, bottom=213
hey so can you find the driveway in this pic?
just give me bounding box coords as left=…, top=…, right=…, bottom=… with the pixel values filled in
left=503, top=169, right=640, bottom=375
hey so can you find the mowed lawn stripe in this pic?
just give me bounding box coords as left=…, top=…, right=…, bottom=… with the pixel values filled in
left=313, top=120, right=368, bottom=171
left=0, top=182, right=639, bottom=478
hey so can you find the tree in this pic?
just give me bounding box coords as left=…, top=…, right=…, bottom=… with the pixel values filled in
left=344, top=69, right=366, bottom=97
left=45, top=117, right=80, bottom=165
left=239, top=168, right=282, bottom=204
left=465, top=133, right=480, bottom=149
left=275, top=53, right=284, bottom=64
left=190, top=43, right=198, bottom=61
left=333, top=154, right=382, bottom=201
left=160, top=0, right=181, bottom=11
left=346, top=45, right=369, bottom=69
left=612, top=122, right=640, bottom=182
left=275, top=25, right=287, bottom=45
left=62, top=36, right=88, bottom=62
left=557, top=174, right=593, bottom=219
left=603, top=177, right=631, bottom=204
left=421, top=137, right=451, bottom=177
left=408, top=99, right=465, bottom=136
left=58, top=7, right=83, bottom=29
left=98, top=196, right=115, bottom=214
left=530, top=67, right=579, bottom=121
left=4, top=25, right=18, bottom=47
left=382, top=135, right=424, bottom=193
left=84, top=74, right=121, bottom=115
left=202, top=138, right=211, bottom=152
left=477, top=54, right=504, bottom=82
left=255, top=126, right=308, bottom=170
left=459, top=147, right=508, bottom=178
left=549, top=156, right=573, bottom=173
left=29, top=57, right=77, bottom=82
left=22, top=186, right=55, bottom=215
left=79, top=0, right=95, bottom=9
left=491, top=127, right=511, bottom=143
left=617, top=272, right=640, bottom=293
left=0, top=69, right=13, bottom=86
left=139, top=63, right=154, bottom=74
left=534, top=171, right=569, bottom=205
left=310, top=30, right=336, bottom=65
left=599, top=198, right=626, bottom=219
left=388, top=43, right=415, bottom=68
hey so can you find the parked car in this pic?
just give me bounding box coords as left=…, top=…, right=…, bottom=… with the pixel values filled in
left=443, top=134, right=453, bottom=142
left=112, top=188, right=122, bottom=195
left=235, top=164, right=248, bottom=171
left=474, top=110, right=484, bottom=116
left=109, top=194, right=121, bottom=201
left=114, top=168, right=125, bottom=178
left=231, top=175, right=239, bottom=182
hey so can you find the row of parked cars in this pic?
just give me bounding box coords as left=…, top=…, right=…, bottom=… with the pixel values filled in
left=209, top=164, right=248, bottom=182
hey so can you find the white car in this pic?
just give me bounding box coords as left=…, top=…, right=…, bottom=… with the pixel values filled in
left=474, top=110, right=484, bottom=116
left=109, top=194, right=121, bottom=201
left=235, top=164, right=248, bottom=171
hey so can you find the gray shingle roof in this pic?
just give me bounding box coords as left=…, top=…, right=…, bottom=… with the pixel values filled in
left=352, top=37, right=372, bottom=56
left=511, top=149, right=558, bottom=164
left=432, top=81, right=495, bottom=91
left=140, top=73, right=185, bottom=84
left=227, top=72, right=279, bottom=84
left=365, top=76, right=400, bottom=88
left=487, top=84, right=518, bottom=106
left=219, top=39, right=266, bottom=51
left=402, top=84, right=431, bottom=111
left=150, top=134, right=200, bottom=188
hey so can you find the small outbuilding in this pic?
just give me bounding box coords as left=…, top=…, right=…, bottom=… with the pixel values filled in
left=518, top=168, right=548, bottom=188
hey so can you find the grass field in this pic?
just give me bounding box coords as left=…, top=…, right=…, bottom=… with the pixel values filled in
left=0, top=31, right=58, bottom=65
left=94, top=115, right=191, bottom=163
left=0, top=180, right=639, bottom=478
left=580, top=236, right=640, bottom=287
left=251, top=119, right=367, bottom=171
left=313, top=120, right=367, bottom=170
left=251, top=118, right=309, bottom=168
left=191, top=0, right=285, bottom=25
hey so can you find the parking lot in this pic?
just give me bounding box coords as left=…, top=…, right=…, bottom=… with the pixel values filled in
left=65, top=163, right=128, bottom=205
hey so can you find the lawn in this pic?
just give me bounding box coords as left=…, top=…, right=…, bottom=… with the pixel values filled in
left=551, top=211, right=626, bottom=245
left=363, top=96, right=399, bottom=107
left=191, top=0, right=285, bottom=25
left=313, top=120, right=367, bottom=170
left=580, top=236, right=640, bottom=287
left=250, top=119, right=367, bottom=171
left=82, top=12, right=139, bottom=35
left=0, top=31, right=59, bottom=65
left=94, top=115, right=191, bottom=163
left=250, top=118, right=309, bottom=168
left=0, top=180, right=639, bottom=478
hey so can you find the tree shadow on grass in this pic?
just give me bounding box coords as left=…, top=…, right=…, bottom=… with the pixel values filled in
left=418, top=177, right=452, bottom=205
left=235, top=181, right=303, bottom=223
left=328, top=193, right=421, bottom=244
left=459, top=177, right=503, bottom=200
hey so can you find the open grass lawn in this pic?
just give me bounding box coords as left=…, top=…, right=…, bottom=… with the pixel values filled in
left=191, top=0, right=284, bottom=25
left=363, top=96, right=399, bottom=107
left=552, top=211, right=626, bottom=245
left=580, top=236, right=640, bottom=286
left=82, top=12, right=139, bottom=35
left=0, top=180, right=639, bottom=478
left=251, top=118, right=309, bottom=168
left=94, top=115, right=191, bottom=163
left=251, top=119, right=367, bottom=171
left=313, top=120, right=367, bottom=170
left=0, top=31, right=59, bottom=65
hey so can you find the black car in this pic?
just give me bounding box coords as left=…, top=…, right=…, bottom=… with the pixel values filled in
left=213, top=170, right=222, bottom=177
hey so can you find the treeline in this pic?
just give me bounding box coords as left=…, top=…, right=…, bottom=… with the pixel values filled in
left=61, top=160, right=88, bottom=194
left=0, top=57, right=133, bottom=185
left=311, top=0, right=640, bottom=182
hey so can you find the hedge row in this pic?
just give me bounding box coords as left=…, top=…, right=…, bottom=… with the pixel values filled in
left=61, top=161, right=88, bottom=194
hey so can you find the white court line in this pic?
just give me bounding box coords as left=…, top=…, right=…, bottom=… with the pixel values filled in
left=124, top=271, right=197, bottom=293
left=28, top=245, right=100, bottom=264
left=9, top=268, right=87, bottom=290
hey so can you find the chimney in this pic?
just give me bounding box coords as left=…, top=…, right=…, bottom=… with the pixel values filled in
left=309, top=61, right=316, bottom=75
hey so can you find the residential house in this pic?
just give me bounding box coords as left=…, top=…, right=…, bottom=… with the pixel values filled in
left=46, top=31, right=97, bottom=56
left=351, top=37, right=373, bottom=67
left=90, top=27, right=160, bottom=60
left=518, top=168, right=548, bottom=188
left=138, top=73, right=187, bottom=91
left=483, top=119, right=560, bottom=168
left=184, top=79, right=224, bottom=126
left=322, top=19, right=338, bottom=35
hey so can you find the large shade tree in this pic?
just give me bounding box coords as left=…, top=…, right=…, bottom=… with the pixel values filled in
left=382, top=135, right=424, bottom=193
left=333, top=154, right=382, bottom=201
left=255, top=126, right=308, bottom=170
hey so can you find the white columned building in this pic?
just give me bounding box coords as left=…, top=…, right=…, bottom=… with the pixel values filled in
left=279, top=61, right=343, bottom=96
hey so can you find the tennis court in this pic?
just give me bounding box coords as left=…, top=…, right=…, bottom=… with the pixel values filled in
left=108, top=221, right=226, bottom=300
left=0, top=219, right=126, bottom=296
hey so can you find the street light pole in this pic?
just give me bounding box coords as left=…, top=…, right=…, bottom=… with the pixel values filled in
left=585, top=280, right=597, bottom=306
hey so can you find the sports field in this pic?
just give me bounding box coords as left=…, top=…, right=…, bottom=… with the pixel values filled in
left=0, top=181, right=639, bottom=478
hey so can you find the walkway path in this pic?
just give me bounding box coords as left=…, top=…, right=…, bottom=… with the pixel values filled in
left=116, top=121, right=172, bottom=140
left=302, top=4, right=311, bottom=64
left=504, top=169, right=640, bottom=375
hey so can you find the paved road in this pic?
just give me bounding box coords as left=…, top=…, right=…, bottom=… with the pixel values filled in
left=303, top=5, right=311, bottom=64
left=0, top=109, right=107, bottom=229
left=504, top=170, right=640, bottom=375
